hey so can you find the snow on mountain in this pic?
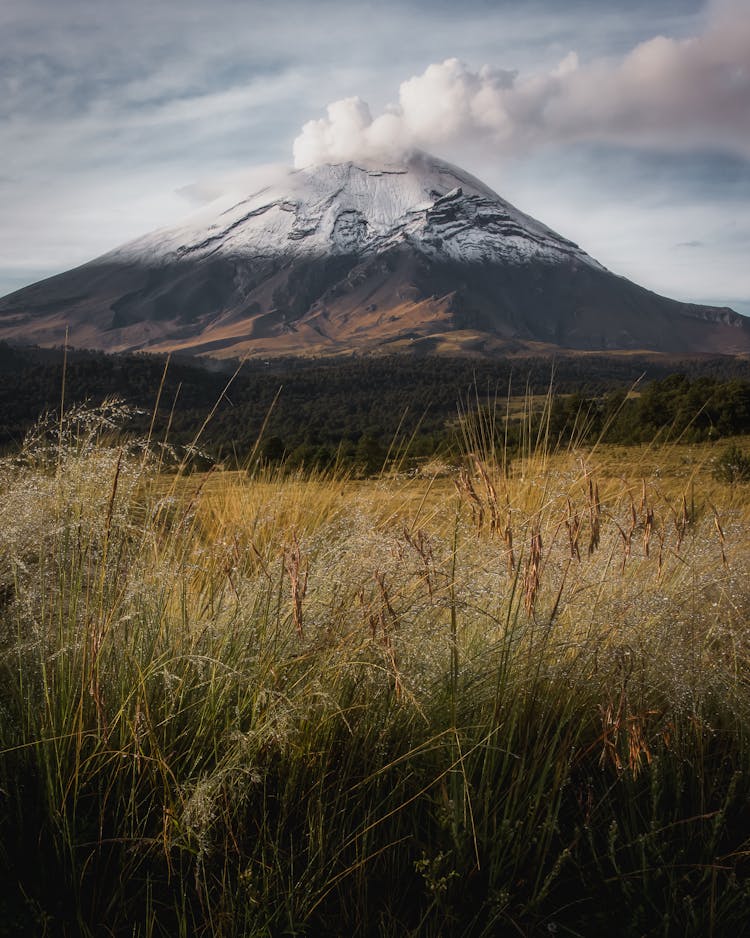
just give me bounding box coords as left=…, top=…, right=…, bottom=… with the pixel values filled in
left=108, top=152, right=602, bottom=272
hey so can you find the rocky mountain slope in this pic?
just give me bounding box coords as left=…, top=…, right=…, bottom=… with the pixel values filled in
left=0, top=152, right=747, bottom=357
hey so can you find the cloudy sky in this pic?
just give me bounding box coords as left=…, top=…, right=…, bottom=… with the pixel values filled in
left=2, top=0, right=749, bottom=314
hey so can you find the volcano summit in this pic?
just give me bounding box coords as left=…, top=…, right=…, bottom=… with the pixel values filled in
left=0, top=153, right=747, bottom=358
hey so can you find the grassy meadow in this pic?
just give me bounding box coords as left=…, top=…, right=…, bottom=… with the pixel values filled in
left=1, top=401, right=750, bottom=936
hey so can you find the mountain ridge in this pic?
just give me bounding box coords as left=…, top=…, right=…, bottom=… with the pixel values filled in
left=0, top=152, right=747, bottom=358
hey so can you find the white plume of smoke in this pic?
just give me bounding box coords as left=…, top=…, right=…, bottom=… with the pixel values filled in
left=292, top=60, right=516, bottom=167
left=293, top=0, right=750, bottom=167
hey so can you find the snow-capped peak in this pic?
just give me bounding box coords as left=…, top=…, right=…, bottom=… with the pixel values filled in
left=107, top=152, right=602, bottom=271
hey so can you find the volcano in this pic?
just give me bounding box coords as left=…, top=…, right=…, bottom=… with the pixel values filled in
left=0, top=152, right=747, bottom=358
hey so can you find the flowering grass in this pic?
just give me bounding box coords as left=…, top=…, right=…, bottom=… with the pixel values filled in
left=0, top=406, right=749, bottom=936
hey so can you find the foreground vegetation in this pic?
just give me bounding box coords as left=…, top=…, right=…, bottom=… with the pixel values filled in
left=1, top=405, right=750, bottom=935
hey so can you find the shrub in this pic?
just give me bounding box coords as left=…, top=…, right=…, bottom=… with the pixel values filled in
left=713, top=442, right=750, bottom=483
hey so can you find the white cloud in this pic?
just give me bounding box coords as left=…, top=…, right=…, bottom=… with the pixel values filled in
left=293, top=60, right=518, bottom=166
left=175, top=163, right=290, bottom=207
left=293, top=0, right=750, bottom=166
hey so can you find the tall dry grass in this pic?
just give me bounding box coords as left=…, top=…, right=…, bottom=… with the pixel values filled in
left=0, top=402, right=749, bottom=936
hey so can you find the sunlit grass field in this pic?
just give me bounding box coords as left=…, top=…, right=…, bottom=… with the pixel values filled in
left=1, top=403, right=749, bottom=936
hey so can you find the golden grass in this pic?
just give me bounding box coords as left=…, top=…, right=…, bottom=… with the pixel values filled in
left=3, top=414, right=750, bottom=935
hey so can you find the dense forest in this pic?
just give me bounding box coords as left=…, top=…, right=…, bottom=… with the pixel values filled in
left=2, top=342, right=750, bottom=471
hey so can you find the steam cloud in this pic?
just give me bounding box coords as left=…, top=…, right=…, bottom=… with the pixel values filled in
left=293, top=1, right=750, bottom=167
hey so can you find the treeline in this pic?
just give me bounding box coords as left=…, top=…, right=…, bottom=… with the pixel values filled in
left=544, top=373, right=750, bottom=447
left=2, top=343, right=750, bottom=470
